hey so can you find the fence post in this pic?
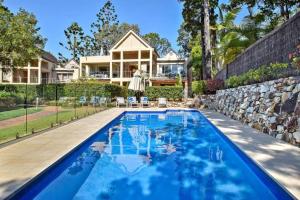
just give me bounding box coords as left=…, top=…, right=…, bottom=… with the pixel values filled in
left=55, top=83, right=58, bottom=124
left=25, top=82, right=28, bottom=134
left=74, top=82, right=77, bottom=118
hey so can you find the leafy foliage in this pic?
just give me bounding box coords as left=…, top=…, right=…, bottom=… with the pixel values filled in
left=59, top=22, right=85, bottom=63
left=192, top=79, right=224, bottom=95
left=225, top=63, right=289, bottom=88
left=91, top=0, right=119, bottom=55
left=145, top=87, right=183, bottom=101
left=0, top=5, right=45, bottom=67
left=143, top=33, right=172, bottom=57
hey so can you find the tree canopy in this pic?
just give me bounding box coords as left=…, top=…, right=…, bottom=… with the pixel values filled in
left=143, top=33, right=172, bottom=57
left=0, top=3, right=46, bottom=67
left=178, top=0, right=300, bottom=80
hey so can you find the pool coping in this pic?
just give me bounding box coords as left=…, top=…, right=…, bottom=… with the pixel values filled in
left=0, top=108, right=299, bottom=199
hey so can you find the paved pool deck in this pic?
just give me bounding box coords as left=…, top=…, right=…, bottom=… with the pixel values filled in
left=0, top=108, right=299, bottom=199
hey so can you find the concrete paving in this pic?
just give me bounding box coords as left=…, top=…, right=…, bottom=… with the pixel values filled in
left=200, top=109, right=300, bottom=199
left=0, top=107, right=299, bottom=199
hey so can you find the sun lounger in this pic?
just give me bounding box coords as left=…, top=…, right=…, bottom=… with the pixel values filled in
left=128, top=96, right=138, bottom=107
left=158, top=98, right=167, bottom=107
left=116, top=97, right=126, bottom=107
left=141, top=96, right=150, bottom=108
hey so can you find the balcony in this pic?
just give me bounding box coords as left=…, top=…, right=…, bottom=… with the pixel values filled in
left=151, top=72, right=186, bottom=80
left=89, top=71, right=110, bottom=79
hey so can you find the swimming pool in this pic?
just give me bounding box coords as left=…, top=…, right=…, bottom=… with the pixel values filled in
left=10, top=110, right=293, bottom=200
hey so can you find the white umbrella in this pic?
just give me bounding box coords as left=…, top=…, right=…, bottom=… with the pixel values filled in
left=128, top=70, right=145, bottom=92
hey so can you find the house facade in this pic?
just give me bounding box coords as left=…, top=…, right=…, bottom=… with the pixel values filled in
left=80, top=30, right=187, bottom=86
left=0, top=51, right=58, bottom=84
left=54, top=59, right=80, bottom=83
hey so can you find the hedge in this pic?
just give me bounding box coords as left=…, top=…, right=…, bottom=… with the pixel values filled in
left=145, top=86, right=183, bottom=100
left=0, top=83, right=123, bottom=102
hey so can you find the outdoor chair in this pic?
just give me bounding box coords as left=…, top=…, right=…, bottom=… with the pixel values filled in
left=99, top=97, right=107, bottom=107
left=128, top=96, right=138, bottom=107
left=158, top=98, right=167, bottom=107
left=116, top=97, right=126, bottom=107
left=90, top=96, right=100, bottom=106
left=141, top=96, right=150, bottom=108
left=79, top=96, right=87, bottom=105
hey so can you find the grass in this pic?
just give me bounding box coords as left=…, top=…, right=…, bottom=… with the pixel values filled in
left=0, top=106, right=106, bottom=144
left=0, top=107, right=43, bottom=121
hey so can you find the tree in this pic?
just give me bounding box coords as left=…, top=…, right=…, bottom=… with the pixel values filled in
left=109, top=23, right=140, bottom=47
left=202, top=0, right=212, bottom=79
left=143, top=33, right=172, bottom=57
left=180, top=0, right=214, bottom=80
left=91, top=0, right=119, bottom=55
left=0, top=6, right=45, bottom=67
left=177, top=23, right=192, bottom=58
left=59, top=22, right=85, bottom=63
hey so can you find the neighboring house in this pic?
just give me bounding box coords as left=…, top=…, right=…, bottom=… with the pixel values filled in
left=0, top=51, right=58, bottom=84
left=53, top=59, right=80, bottom=83
left=80, top=30, right=187, bottom=86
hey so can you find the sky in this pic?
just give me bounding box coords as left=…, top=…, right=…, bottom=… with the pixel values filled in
left=4, top=0, right=247, bottom=59
left=4, top=0, right=184, bottom=58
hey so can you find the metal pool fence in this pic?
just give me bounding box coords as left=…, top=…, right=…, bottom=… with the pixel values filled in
left=0, top=81, right=112, bottom=145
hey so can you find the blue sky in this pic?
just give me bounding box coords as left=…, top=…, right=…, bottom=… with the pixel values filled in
left=4, top=0, right=247, bottom=58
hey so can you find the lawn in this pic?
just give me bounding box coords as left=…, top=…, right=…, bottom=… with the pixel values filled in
left=0, top=107, right=43, bottom=121
left=0, top=106, right=106, bottom=144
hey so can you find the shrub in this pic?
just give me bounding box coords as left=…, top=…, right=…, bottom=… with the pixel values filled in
left=0, top=83, right=124, bottom=102
left=225, top=63, right=289, bottom=88
left=145, top=86, right=183, bottom=101
left=192, top=80, right=206, bottom=95
left=0, top=91, right=23, bottom=107
left=205, top=79, right=224, bottom=94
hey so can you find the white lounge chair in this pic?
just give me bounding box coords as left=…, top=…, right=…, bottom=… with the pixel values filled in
left=116, top=97, right=126, bottom=107
left=158, top=98, right=167, bottom=107
left=141, top=96, right=150, bottom=108
left=127, top=96, right=138, bottom=107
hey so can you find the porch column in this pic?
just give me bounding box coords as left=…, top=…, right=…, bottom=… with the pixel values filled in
left=149, top=49, right=153, bottom=86
left=27, top=62, right=31, bottom=84
left=110, top=61, right=113, bottom=83
left=156, top=64, right=159, bottom=77
left=85, top=65, right=90, bottom=77
left=138, top=50, right=141, bottom=70
left=38, top=58, right=42, bottom=84
left=120, top=51, right=123, bottom=79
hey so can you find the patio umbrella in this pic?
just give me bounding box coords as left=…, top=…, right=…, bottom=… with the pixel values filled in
left=128, top=70, right=145, bottom=101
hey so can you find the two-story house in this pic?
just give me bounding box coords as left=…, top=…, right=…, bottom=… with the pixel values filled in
left=80, top=30, right=187, bottom=86
left=0, top=51, right=58, bottom=84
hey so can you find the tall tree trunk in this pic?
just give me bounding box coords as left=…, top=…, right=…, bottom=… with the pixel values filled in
left=210, top=6, right=217, bottom=77
left=203, top=0, right=212, bottom=80
left=200, top=5, right=205, bottom=80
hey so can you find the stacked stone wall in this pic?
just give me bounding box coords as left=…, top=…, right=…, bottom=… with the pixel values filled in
left=204, top=76, right=300, bottom=146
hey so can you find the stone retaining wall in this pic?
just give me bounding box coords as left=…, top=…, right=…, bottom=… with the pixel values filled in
left=203, top=77, right=300, bottom=146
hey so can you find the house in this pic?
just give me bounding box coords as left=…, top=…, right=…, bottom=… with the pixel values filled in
left=0, top=51, right=58, bottom=84
left=54, top=59, right=80, bottom=83
left=80, top=30, right=187, bottom=86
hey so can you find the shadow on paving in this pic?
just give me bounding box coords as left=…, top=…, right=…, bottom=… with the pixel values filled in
left=200, top=109, right=300, bottom=198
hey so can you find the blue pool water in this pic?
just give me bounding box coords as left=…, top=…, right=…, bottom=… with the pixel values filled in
left=12, top=110, right=293, bottom=200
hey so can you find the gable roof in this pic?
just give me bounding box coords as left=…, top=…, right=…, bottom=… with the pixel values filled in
left=41, top=51, right=58, bottom=64
left=64, top=59, right=79, bottom=67
left=110, top=30, right=153, bottom=51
